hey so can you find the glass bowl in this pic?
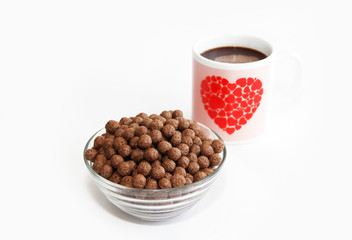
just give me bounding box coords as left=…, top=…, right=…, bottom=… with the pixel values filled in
left=83, top=123, right=227, bottom=221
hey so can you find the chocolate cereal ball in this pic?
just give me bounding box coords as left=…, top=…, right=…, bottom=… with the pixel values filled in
left=189, top=122, right=201, bottom=134
left=105, top=147, right=116, bottom=159
left=145, top=178, right=158, bottom=190
left=105, top=120, right=120, bottom=134
left=100, top=164, right=113, bottom=179
left=159, top=178, right=172, bottom=189
left=187, top=161, right=200, bottom=175
left=144, top=147, right=159, bottom=162
left=193, top=136, right=202, bottom=146
left=118, top=144, right=132, bottom=158
left=173, top=166, right=186, bottom=177
left=171, top=174, right=186, bottom=188
left=136, top=112, right=148, bottom=119
left=93, top=155, right=106, bottom=174
left=137, top=161, right=152, bottom=177
left=189, top=144, right=201, bottom=155
left=170, top=131, right=182, bottom=146
left=151, top=165, right=165, bottom=180
left=187, top=152, right=198, bottom=162
left=177, top=143, right=189, bottom=156
left=114, top=128, right=125, bottom=138
left=168, top=147, right=181, bottom=161
left=172, top=110, right=183, bottom=118
left=120, top=176, right=133, bottom=187
left=182, top=129, right=195, bottom=139
left=194, top=171, right=207, bottom=182
left=200, top=143, right=214, bottom=157
left=150, top=129, right=163, bottom=144
left=119, top=117, right=132, bottom=126
left=85, top=148, right=98, bottom=161
left=117, top=161, right=134, bottom=176
left=135, top=126, right=148, bottom=136
left=166, top=119, right=179, bottom=129
left=129, top=136, right=139, bottom=149
left=149, top=119, right=163, bottom=131
left=132, top=174, right=147, bottom=189
left=122, top=128, right=135, bottom=141
left=151, top=160, right=162, bottom=167
left=157, top=140, right=172, bottom=155
left=162, top=157, right=176, bottom=173
left=181, top=135, right=193, bottom=147
left=177, top=117, right=190, bottom=130
left=110, top=154, right=124, bottom=168
left=209, top=153, right=222, bottom=166
left=160, top=110, right=173, bottom=120
left=138, top=134, right=152, bottom=149
left=164, top=172, right=172, bottom=180
left=109, top=172, right=121, bottom=184
left=197, top=156, right=210, bottom=169
left=211, top=139, right=225, bottom=153
left=140, top=118, right=153, bottom=128
left=93, top=136, right=105, bottom=149
left=177, top=156, right=190, bottom=169
left=161, top=124, right=176, bottom=138
left=113, top=137, right=127, bottom=151
left=131, top=148, right=144, bottom=162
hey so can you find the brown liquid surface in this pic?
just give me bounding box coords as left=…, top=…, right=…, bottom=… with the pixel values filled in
left=201, top=46, right=267, bottom=63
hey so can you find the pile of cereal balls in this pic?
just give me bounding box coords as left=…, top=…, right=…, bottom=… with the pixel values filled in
left=85, top=110, right=224, bottom=189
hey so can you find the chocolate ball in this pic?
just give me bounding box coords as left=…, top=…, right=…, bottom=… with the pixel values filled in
left=162, top=157, right=176, bottom=173
left=181, top=135, right=193, bottom=147
left=166, top=119, right=179, bottom=129
left=173, top=166, right=186, bottom=177
left=132, top=174, right=147, bottom=188
left=168, top=147, right=181, bottom=161
left=129, top=136, right=139, bottom=149
left=161, top=124, right=176, bottom=138
left=197, top=156, right=210, bottom=169
left=120, top=176, right=133, bottom=187
left=117, top=161, right=134, bottom=176
left=119, top=117, right=132, bottom=126
left=93, top=136, right=105, bottom=149
left=194, top=171, right=207, bottom=182
left=157, top=140, right=172, bottom=155
left=150, top=129, right=163, bottom=144
left=145, top=178, right=158, bottom=189
left=177, top=117, right=190, bottom=131
left=170, top=131, right=182, bottom=146
left=200, top=143, right=214, bottom=157
left=159, top=178, right=172, bottom=189
left=118, top=144, right=132, bottom=158
left=85, top=148, right=98, bottom=161
left=100, top=164, right=113, bottom=179
left=172, top=110, right=183, bottom=118
left=144, top=147, right=159, bottom=162
left=160, top=110, right=173, bottom=120
left=110, top=154, right=124, bottom=168
left=135, top=126, right=149, bottom=136
left=211, top=139, right=225, bottom=153
left=105, top=120, right=120, bottom=134
left=109, top=172, right=121, bottom=184
left=177, top=143, right=189, bottom=156
left=151, top=165, right=166, bottom=180
left=209, top=153, right=222, bottom=166
left=187, top=161, right=200, bottom=175
left=189, top=144, right=201, bottom=155
left=131, top=148, right=144, bottom=162
left=171, top=174, right=186, bottom=188
left=136, top=112, right=149, bottom=119
left=182, top=129, right=195, bottom=139
left=138, top=134, right=152, bottom=149
left=137, top=161, right=152, bottom=177
left=113, top=137, right=127, bottom=151
left=177, top=156, right=190, bottom=168
left=149, top=119, right=163, bottom=131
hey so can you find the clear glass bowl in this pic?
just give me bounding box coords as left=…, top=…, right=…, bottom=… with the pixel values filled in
left=83, top=123, right=227, bottom=221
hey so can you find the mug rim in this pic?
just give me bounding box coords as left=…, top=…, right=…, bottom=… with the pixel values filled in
left=193, top=34, right=274, bottom=70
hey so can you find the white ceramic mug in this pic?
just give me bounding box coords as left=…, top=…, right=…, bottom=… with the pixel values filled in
left=192, top=34, right=300, bottom=144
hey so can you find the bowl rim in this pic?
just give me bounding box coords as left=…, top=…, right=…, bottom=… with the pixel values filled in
left=83, top=122, right=227, bottom=193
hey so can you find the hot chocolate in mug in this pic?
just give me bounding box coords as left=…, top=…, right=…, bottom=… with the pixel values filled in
left=192, top=34, right=301, bottom=144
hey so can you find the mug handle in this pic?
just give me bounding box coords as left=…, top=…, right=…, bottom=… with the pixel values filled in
left=272, top=49, right=303, bottom=107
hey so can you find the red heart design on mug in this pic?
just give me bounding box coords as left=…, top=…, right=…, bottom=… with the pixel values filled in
left=200, top=75, right=263, bottom=135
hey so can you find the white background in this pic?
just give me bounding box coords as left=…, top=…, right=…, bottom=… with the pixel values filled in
left=0, top=0, right=351, bottom=239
